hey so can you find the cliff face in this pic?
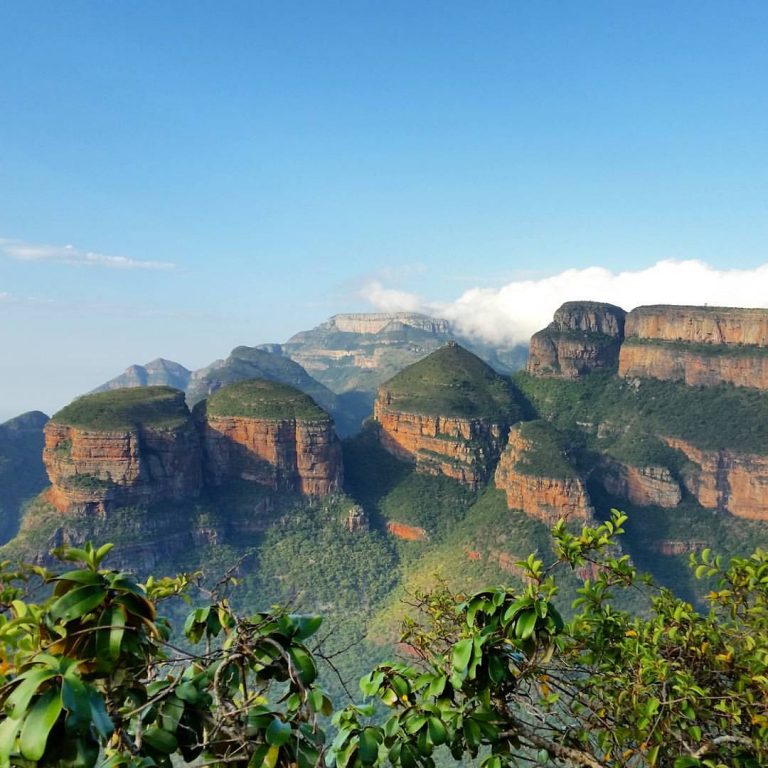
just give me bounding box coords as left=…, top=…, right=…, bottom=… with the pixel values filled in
left=599, top=459, right=682, bottom=508
left=43, top=420, right=202, bottom=515
left=201, top=415, right=342, bottom=496
left=618, top=340, right=768, bottom=389
left=624, top=305, right=768, bottom=346
left=494, top=425, right=593, bottom=524
left=527, top=301, right=626, bottom=379
left=374, top=402, right=507, bottom=487
left=619, top=306, right=768, bottom=390
left=663, top=437, right=768, bottom=521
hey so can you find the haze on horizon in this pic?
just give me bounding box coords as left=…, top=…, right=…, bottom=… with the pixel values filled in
left=2, top=2, right=768, bottom=420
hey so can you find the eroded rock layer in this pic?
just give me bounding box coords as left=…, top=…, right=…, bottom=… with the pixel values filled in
left=374, top=404, right=508, bottom=487
left=44, top=420, right=202, bottom=515
left=527, top=301, right=626, bottom=379
left=494, top=424, right=593, bottom=524
left=599, top=459, right=682, bottom=508
left=619, top=305, right=768, bottom=389
left=663, top=437, right=768, bottom=521
left=201, top=415, right=342, bottom=496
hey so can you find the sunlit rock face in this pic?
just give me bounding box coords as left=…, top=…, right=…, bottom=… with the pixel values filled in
left=494, top=423, right=593, bottom=525
left=527, top=301, right=626, bottom=379
left=43, top=388, right=202, bottom=515
left=619, top=305, right=768, bottom=390
left=198, top=379, right=342, bottom=498
left=664, top=436, right=768, bottom=521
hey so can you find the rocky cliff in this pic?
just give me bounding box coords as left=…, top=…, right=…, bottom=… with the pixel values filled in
left=44, top=388, right=202, bottom=515
left=374, top=343, right=521, bottom=486
left=663, top=437, right=768, bottom=521
left=494, top=422, right=593, bottom=524
left=527, top=301, right=626, bottom=378
left=198, top=379, right=342, bottom=497
left=598, top=458, right=682, bottom=508
left=619, top=305, right=768, bottom=389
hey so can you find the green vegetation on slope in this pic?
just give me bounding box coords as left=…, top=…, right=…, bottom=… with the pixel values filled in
left=380, top=343, right=523, bottom=419
left=200, top=379, right=329, bottom=421
left=51, top=386, right=190, bottom=431
left=622, top=336, right=768, bottom=358
left=511, top=420, right=577, bottom=479
left=514, top=370, right=768, bottom=454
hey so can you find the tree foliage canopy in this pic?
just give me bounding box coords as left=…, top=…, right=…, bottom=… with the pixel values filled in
left=0, top=512, right=764, bottom=768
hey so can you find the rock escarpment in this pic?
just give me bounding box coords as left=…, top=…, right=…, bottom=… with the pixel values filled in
left=598, top=459, right=682, bottom=508
left=374, top=343, right=521, bottom=487
left=44, top=388, right=202, bottom=515
left=663, top=437, right=768, bottom=521
left=619, top=305, right=768, bottom=390
left=43, top=381, right=343, bottom=515
left=527, top=301, right=626, bottom=379
left=198, top=380, right=342, bottom=497
left=494, top=422, right=593, bottom=524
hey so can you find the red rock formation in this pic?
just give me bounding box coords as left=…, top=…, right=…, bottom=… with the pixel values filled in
left=625, top=305, right=768, bottom=347
left=663, top=437, right=768, bottom=521
left=374, top=401, right=507, bottom=487
left=619, top=306, right=768, bottom=390
left=599, top=459, right=682, bottom=507
left=43, top=421, right=202, bottom=515
left=202, top=415, right=342, bottom=497
left=527, top=301, right=626, bottom=379
left=387, top=521, right=428, bottom=541
left=655, top=540, right=707, bottom=556
left=493, top=426, right=593, bottom=524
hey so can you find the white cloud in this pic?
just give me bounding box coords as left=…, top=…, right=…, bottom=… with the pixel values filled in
left=361, top=260, right=768, bottom=346
left=0, top=238, right=174, bottom=270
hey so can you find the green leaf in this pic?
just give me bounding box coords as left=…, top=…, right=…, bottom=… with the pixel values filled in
left=452, top=638, right=473, bottom=673
left=288, top=646, right=317, bottom=685
left=515, top=609, right=538, bottom=640
left=0, top=714, right=21, bottom=765
left=142, top=727, right=178, bottom=754
left=5, top=668, right=58, bottom=718
left=20, top=687, right=63, bottom=761
left=359, top=727, right=380, bottom=765
left=87, top=689, right=113, bottom=739
left=294, top=614, right=323, bottom=640
left=159, top=696, right=184, bottom=734
left=428, top=717, right=447, bottom=745
left=62, top=676, right=91, bottom=732
left=49, top=584, right=107, bottom=622
left=174, top=681, right=202, bottom=704
left=266, top=718, right=292, bottom=747
left=52, top=570, right=105, bottom=587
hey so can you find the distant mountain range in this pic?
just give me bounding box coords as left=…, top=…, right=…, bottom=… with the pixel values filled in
left=91, top=312, right=528, bottom=436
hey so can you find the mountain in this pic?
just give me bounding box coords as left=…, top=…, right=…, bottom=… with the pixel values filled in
left=185, top=345, right=363, bottom=436
left=92, top=358, right=191, bottom=392
left=4, top=299, right=768, bottom=693
left=0, top=411, right=49, bottom=543
left=273, top=311, right=527, bottom=393
left=373, top=342, right=524, bottom=487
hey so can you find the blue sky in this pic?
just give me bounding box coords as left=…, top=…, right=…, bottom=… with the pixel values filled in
left=2, top=2, right=768, bottom=419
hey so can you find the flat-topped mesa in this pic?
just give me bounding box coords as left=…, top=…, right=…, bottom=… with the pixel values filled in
left=319, top=313, right=451, bottom=335
left=494, top=421, right=593, bottom=524
left=374, top=343, right=521, bottom=487
left=527, top=301, right=627, bottom=379
left=198, top=379, right=342, bottom=497
left=619, top=305, right=768, bottom=389
left=44, top=387, right=202, bottom=515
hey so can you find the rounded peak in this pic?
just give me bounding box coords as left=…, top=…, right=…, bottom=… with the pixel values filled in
left=51, top=386, right=189, bottom=431
left=2, top=410, right=49, bottom=430
left=202, top=379, right=330, bottom=422
left=552, top=301, right=626, bottom=336
left=378, top=343, right=521, bottom=419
